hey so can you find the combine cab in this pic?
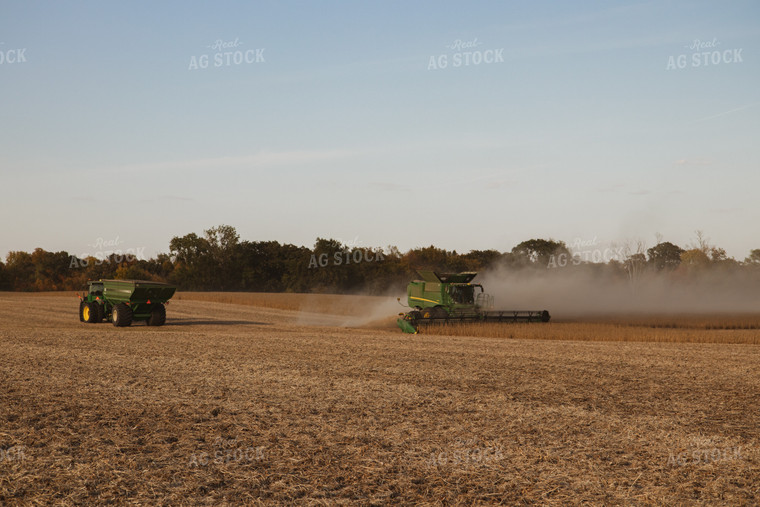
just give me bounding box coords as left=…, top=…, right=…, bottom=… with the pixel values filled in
left=396, top=270, right=550, bottom=333
left=78, top=279, right=176, bottom=327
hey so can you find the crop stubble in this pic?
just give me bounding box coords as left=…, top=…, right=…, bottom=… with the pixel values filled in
left=0, top=292, right=758, bottom=504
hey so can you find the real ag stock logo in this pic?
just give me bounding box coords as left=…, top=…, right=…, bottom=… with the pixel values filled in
left=547, top=237, right=625, bottom=268
left=307, top=237, right=386, bottom=269
left=188, top=436, right=265, bottom=468
left=666, top=38, right=743, bottom=70
left=427, top=37, right=504, bottom=70
left=425, top=439, right=504, bottom=468
left=0, top=42, right=27, bottom=65
left=667, top=437, right=743, bottom=467
left=188, top=37, right=265, bottom=70
left=0, top=445, right=27, bottom=463
left=69, top=236, right=147, bottom=268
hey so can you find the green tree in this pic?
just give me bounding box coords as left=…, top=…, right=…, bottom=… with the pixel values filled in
left=169, top=232, right=213, bottom=289
left=239, top=240, right=308, bottom=292
left=204, top=225, right=241, bottom=290
left=114, top=264, right=155, bottom=281
left=5, top=251, right=35, bottom=291
left=279, top=243, right=314, bottom=292
left=745, top=249, right=760, bottom=264
left=462, top=249, right=502, bottom=271
left=29, top=248, right=74, bottom=290
left=680, top=249, right=710, bottom=269
left=403, top=245, right=469, bottom=273
left=0, top=260, right=10, bottom=290
left=511, top=239, right=569, bottom=268
left=646, top=242, right=684, bottom=270
left=308, top=238, right=349, bottom=292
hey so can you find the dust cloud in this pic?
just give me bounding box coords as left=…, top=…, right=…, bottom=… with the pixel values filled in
left=295, top=294, right=403, bottom=329
left=480, top=266, right=760, bottom=319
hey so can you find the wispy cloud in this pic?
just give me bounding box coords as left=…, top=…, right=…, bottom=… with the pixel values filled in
left=139, top=195, right=196, bottom=203
left=595, top=183, right=626, bottom=193
left=109, top=150, right=357, bottom=173
left=445, top=171, right=519, bottom=188
left=369, top=181, right=411, bottom=191
left=673, top=158, right=712, bottom=166
left=693, top=101, right=760, bottom=122
left=160, top=195, right=195, bottom=201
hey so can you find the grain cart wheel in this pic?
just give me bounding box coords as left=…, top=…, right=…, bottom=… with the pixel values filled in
left=84, top=302, right=100, bottom=323
left=112, top=303, right=133, bottom=327
left=79, top=301, right=86, bottom=322
left=147, top=303, right=166, bottom=326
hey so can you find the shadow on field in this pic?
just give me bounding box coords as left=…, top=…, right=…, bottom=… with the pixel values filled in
left=166, top=319, right=270, bottom=326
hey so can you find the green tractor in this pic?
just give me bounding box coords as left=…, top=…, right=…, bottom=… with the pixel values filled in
left=78, top=279, right=176, bottom=327
left=396, top=270, right=550, bottom=333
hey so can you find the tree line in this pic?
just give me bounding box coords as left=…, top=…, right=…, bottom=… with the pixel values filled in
left=1, top=225, right=758, bottom=293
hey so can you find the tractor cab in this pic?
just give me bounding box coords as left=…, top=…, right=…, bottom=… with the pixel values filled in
left=87, top=281, right=104, bottom=298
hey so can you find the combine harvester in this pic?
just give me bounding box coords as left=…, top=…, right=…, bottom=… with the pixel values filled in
left=396, top=271, right=550, bottom=334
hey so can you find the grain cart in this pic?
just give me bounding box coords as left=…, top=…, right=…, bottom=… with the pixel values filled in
left=396, top=270, right=550, bottom=333
left=78, top=279, right=176, bottom=327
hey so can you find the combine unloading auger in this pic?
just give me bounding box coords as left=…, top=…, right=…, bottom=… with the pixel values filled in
left=396, top=270, right=550, bottom=334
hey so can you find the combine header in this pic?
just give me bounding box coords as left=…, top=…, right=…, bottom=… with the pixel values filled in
left=396, top=270, right=550, bottom=333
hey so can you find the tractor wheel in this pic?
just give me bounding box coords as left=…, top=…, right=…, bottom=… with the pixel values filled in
left=112, top=303, right=133, bottom=327
left=79, top=301, right=86, bottom=322
left=147, top=304, right=166, bottom=326
left=83, top=302, right=100, bottom=323
left=96, top=303, right=105, bottom=322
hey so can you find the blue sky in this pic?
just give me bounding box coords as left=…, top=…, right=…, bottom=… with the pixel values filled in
left=2, top=1, right=758, bottom=261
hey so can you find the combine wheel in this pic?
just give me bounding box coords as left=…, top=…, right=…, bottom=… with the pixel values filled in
left=147, top=303, right=167, bottom=326
left=112, top=303, right=133, bottom=327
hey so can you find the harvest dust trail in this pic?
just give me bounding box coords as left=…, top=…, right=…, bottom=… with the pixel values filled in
left=296, top=296, right=402, bottom=329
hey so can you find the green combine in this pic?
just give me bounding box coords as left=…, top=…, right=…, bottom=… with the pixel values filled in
left=78, top=279, right=176, bottom=327
left=396, top=271, right=550, bottom=333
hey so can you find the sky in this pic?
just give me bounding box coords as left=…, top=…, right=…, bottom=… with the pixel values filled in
left=1, top=0, right=759, bottom=262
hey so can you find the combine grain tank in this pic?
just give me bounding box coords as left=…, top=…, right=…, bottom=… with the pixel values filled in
left=396, top=270, right=549, bottom=333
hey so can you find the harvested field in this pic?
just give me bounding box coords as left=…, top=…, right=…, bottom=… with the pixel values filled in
left=420, top=320, right=760, bottom=344
left=1, top=292, right=759, bottom=504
